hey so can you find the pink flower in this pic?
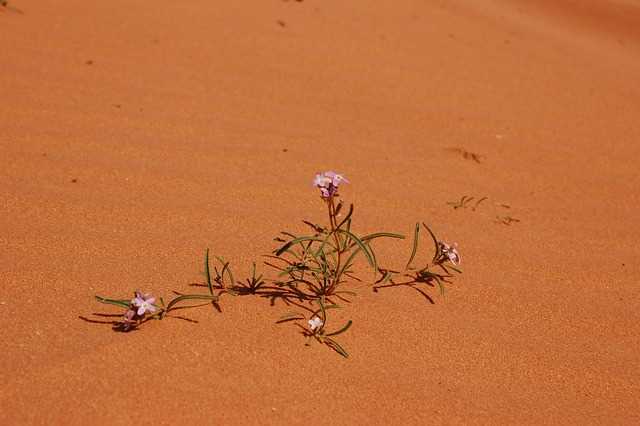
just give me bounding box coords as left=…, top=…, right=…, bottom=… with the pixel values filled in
left=324, top=171, right=349, bottom=187
left=313, top=173, right=332, bottom=188
left=313, top=171, right=348, bottom=199
left=439, top=242, right=461, bottom=265
left=131, top=291, right=157, bottom=316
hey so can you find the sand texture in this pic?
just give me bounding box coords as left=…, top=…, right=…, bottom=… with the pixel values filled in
left=1, top=0, right=639, bottom=424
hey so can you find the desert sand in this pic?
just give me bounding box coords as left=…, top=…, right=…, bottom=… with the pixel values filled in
left=1, top=0, right=639, bottom=424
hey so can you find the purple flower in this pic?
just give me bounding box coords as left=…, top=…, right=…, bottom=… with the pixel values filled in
left=439, top=242, right=461, bottom=265
left=313, top=171, right=348, bottom=199
left=131, top=291, right=157, bottom=316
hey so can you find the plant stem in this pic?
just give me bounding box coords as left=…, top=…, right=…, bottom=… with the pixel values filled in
left=326, top=198, right=342, bottom=295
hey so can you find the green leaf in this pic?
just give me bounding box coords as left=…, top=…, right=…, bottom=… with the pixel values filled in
left=326, top=320, right=352, bottom=337
left=302, top=220, right=325, bottom=233
left=95, top=295, right=130, bottom=309
left=345, top=218, right=353, bottom=245
left=166, top=294, right=218, bottom=312
left=275, top=236, right=328, bottom=256
left=338, top=249, right=365, bottom=281
left=354, top=232, right=404, bottom=274
left=333, top=290, right=358, bottom=296
left=377, top=269, right=393, bottom=285
left=311, top=303, right=341, bottom=319
left=215, top=256, right=235, bottom=287
left=281, top=231, right=298, bottom=239
left=421, top=222, right=440, bottom=262
left=361, top=232, right=405, bottom=242
left=338, top=229, right=376, bottom=270
left=447, top=265, right=462, bottom=274
left=276, top=312, right=305, bottom=323
left=406, top=223, right=420, bottom=269
left=302, top=247, right=328, bottom=269
left=334, top=204, right=354, bottom=231
left=204, top=249, right=213, bottom=295
left=431, top=274, right=446, bottom=297
left=318, top=296, right=327, bottom=325
left=159, top=297, right=167, bottom=318
left=313, top=228, right=341, bottom=258
left=324, top=337, right=349, bottom=358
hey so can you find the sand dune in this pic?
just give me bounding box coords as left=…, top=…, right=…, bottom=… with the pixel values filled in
left=1, top=0, right=639, bottom=424
left=497, top=0, right=640, bottom=44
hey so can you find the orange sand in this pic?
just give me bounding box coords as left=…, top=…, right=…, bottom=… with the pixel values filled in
left=1, top=0, right=639, bottom=424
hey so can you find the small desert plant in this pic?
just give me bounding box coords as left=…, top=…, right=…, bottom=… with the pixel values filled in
left=95, top=290, right=218, bottom=331
left=265, top=171, right=404, bottom=302
left=374, top=222, right=462, bottom=299
left=89, top=170, right=462, bottom=358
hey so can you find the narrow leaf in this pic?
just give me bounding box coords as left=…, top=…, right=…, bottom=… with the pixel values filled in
left=215, top=256, right=235, bottom=287
left=338, top=229, right=376, bottom=270
left=166, top=294, right=218, bottom=312
left=406, top=223, right=420, bottom=269
left=361, top=232, right=405, bottom=242
left=324, top=338, right=349, bottom=358
left=431, top=275, right=446, bottom=297
left=95, top=296, right=130, bottom=309
left=204, top=249, right=213, bottom=295
left=318, top=296, right=327, bottom=325
left=421, top=222, right=440, bottom=262
left=376, top=270, right=393, bottom=285
left=326, top=320, right=353, bottom=337
left=275, top=236, right=327, bottom=256
left=311, top=303, right=341, bottom=318
left=334, top=204, right=354, bottom=231
left=276, top=312, right=305, bottom=323
left=447, top=265, right=462, bottom=274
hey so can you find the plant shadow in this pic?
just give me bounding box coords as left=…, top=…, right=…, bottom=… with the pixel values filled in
left=79, top=310, right=199, bottom=332
left=372, top=271, right=455, bottom=305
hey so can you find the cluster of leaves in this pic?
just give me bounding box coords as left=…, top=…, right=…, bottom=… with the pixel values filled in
left=91, top=172, right=462, bottom=358
left=266, top=202, right=404, bottom=300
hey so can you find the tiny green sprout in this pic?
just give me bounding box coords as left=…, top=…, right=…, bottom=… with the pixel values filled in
left=233, top=262, right=268, bottom=295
